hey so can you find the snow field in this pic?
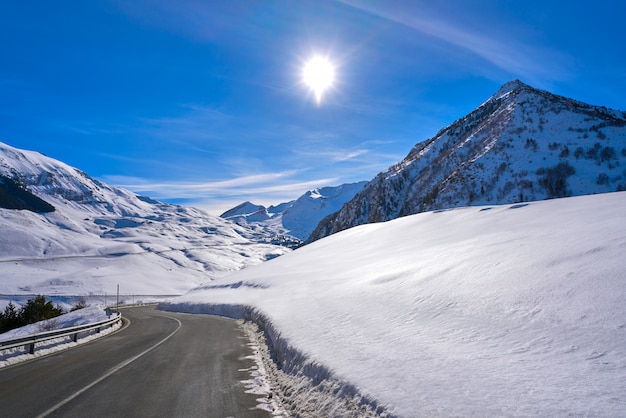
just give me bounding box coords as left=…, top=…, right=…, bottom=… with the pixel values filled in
left=0, top=203, right=288, bottom=296
left=0, top=141, right=290, bottom=297
left=165, top=191, right=626, bottom=416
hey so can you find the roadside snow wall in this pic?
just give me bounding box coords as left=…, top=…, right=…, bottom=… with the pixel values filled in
left=159, top=302, right=391, bottom=417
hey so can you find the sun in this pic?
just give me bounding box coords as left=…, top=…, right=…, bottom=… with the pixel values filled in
left=302, top=56, right=335, bottom=105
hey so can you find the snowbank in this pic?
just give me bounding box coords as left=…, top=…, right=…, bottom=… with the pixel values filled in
left=0, top=305, right=120, bottom=367
left=163, top=191, right=626, bottom=416
left=0, top=305, right=111, bottom=340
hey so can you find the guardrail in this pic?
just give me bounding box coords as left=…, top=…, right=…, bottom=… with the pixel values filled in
left=0, top=312, right=122, bottom=355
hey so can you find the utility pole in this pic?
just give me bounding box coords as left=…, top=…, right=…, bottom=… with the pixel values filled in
left=116, top=284, right=119, bottom=313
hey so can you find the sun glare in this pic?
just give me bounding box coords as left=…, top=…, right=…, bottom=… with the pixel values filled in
left=302, top=56, right=335, bottom=105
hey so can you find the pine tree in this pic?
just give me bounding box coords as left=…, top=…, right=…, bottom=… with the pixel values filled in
left=0, top=301, right=24, bottom=333
left=19, top=295, right=64, bottom=325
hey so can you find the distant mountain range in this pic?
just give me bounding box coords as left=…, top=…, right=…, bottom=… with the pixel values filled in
left=221, top=182, right=366, bottom=243
left=309, top=80, right=626, bottom=241
left=0, top=142, right=289, bottom=296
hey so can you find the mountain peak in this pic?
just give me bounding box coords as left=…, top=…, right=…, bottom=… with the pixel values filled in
left=491, top=79, right=532, bottom=100
left=221, top=181, right=366, bottom=241
left=220, top=201, right=265, bottom=219
left=309, top=82, right=626, bottom=241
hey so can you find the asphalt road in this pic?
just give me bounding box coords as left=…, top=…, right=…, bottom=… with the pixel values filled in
left=0, top=306, right=270, bottom=418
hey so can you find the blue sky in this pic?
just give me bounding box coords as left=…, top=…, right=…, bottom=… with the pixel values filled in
left=2, top=0, right=625, bottom=214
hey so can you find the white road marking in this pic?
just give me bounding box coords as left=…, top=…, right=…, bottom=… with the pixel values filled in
left=36, top=314, right=182, bottom=418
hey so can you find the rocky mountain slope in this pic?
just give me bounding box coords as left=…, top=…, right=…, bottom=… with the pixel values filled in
left=310, top=80, right=626, bottom=241
left=0, top=174, right=55, bottom=212
left=0, top=142, right=289, bottom=296
left=221, top=181, right=366, bottom=242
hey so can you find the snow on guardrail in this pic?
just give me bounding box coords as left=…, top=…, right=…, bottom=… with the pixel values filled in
left=0, top=312, right=122, bottom=362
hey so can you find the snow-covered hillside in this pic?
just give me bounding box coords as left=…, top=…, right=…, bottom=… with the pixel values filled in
left=221, top=181, right=366, bottom=241
left=0, top=142, right=289, bottom=296
left=166, top=191, right=626, bottom=416
left=311, top=80, right=626, bottom=240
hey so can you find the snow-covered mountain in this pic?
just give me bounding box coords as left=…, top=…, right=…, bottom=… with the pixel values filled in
left=310, top=80, right=626, bottom=241
left=0, top=142, right=289, bottom=296
left=221, top=181, right=366, bottom=242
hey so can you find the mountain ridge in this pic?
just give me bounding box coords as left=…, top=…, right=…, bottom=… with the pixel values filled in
left=0, top=141, right=289, bottom=295
left=310, top=80, right=626, bottom=241
left=221, top=181, right=366, bottom=242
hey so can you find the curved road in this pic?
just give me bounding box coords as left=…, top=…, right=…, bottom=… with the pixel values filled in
left=0, top=306, right=270, bottom=417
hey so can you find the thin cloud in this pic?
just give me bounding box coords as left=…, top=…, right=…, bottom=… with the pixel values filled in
left=102, top=171, right=339, bottom=214
left=334, top=149, right=368, bottom=161
left=338, top=0, right=571, bottom=82
left=292, top=139, right=402, bottom=164
left=53, top=123, right=128, bottom=136
left=138, top=104, right=233, bottom=143
left=105, top=170, right=302, bottom=193
left=301, top=149, right=369, bottom=162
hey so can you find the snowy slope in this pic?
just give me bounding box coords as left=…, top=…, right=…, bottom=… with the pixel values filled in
left=0, top=142, right=289, bottom=296
left=311, top=80, right=626, bottom=240
left=167, top=191, right=626, bottom=416
left=222, top=182, right=366, bottom=241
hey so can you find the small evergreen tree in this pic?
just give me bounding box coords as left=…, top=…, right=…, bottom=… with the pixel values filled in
left=0, top=302, right=24, bottom=333
left=19, top=295, right=64, bottom=325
